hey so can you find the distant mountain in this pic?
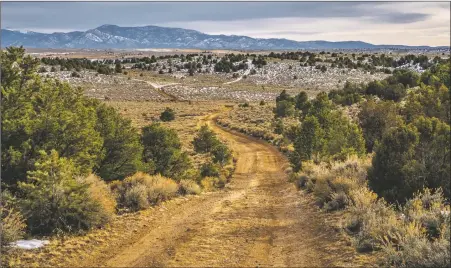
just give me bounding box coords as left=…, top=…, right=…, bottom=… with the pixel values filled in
left=1, top=24, right=447, bottom=50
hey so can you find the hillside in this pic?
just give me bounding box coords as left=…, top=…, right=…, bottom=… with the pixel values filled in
left=1, top=24, right=446, bottom=50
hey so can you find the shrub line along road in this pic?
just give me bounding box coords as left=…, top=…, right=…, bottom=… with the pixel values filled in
left=80, top=112, right=360, bottom=267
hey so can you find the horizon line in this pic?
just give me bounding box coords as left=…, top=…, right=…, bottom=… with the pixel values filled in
left=2, top=24, right=450, bottom=48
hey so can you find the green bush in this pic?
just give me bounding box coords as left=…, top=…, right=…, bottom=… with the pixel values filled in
left=284, top=124, right=301, bottom=142
left=192, top=125, right=220, bottom=153
left=211, top=143, right=232, bottom=166
left=403, top=84, right=450, bottom=123
left=93, top=102, right=143, bottom=181
left=365, top=79, right=407, bottom=101
left=294, top=91, right=311, bottom=117
left=369, top=117, right=450, bottom=203
left=200, top=162, right=221, bottom=177
left=2, top=47, right=110, bottom=188
left=238, top=102, right=250, bottom=108
left=358, top=100, right=402, bottom=152
left=293, top=106, right=365, bottom=167
left=97, top=66, right=114, bottom=75
left=181, top=168, right=201, bottom=182
left=274, top=100, right=295, bottom=118
left=328, top=81, right=365, bottom=105
left=71, top=71, right=81, bottom=78
left=293, top=115, right=323, bottom=162
left=160, top=107, right=176, bottom=122
left=315, top=91, right=336, bottom=115
left=115, top=63, right=122, bottom=73
left=273, top=119, right=284, bottom=134
left=391, top=69, right=420, bottom=88
left=276, top=90, right=294, bottom=103
left=18, top=150, right=109, bottom=235
left=142, top=123, right=192, bottom=180
left=329, top=91, right=362, bottom=106
left=369, top=124, right=419, bottom=203
left=430, top=62, right=450, bottom=88
left=295, top=174, right=310, bottom=189
left=312, top=178, right=332, bottom=206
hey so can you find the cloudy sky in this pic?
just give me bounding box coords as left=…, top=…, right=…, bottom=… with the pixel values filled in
left=1, top=2, right=450, bottom=46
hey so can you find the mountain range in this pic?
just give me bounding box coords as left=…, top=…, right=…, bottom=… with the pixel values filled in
left=1, top=24, right=448, bottom=50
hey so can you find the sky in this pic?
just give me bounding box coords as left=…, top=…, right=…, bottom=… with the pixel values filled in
left=1, top=2, right=450, bottom=46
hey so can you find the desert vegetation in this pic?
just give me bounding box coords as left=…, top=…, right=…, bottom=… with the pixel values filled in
left=2, top=45, right=449, bottom=267
left=38, top=49, right=442, bottom=102
left=0, top=47, right=234, bottom=265
left=218, top=58, right=450, bottom=266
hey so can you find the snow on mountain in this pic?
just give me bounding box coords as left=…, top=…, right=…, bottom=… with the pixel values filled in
left=1, top=24, right=447, bottom=50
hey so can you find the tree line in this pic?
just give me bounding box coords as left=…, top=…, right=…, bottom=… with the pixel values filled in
left=273, top=60, right=450, bottom=203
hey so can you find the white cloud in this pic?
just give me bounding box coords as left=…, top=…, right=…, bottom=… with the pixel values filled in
left=158, top=2, right=450, bottom=46
left=3, top=2, right=450, bottom=46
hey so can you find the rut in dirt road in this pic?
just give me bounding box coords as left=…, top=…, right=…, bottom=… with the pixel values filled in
left=90, top=114, right=360, bottom=267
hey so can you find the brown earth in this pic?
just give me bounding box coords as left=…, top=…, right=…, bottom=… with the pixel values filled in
left=72, top=113, right=368, bottom=267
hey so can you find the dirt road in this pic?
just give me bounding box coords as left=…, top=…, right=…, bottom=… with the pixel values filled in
left=83, top=113, right=360, bottom=267
left=224, top=59, right=253, bottom=85
left=125, top=77, right=180, bottom=100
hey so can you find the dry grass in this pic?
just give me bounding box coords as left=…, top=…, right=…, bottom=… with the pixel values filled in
left=178, top=179, right=202, bottom=195
left=0, top=205, right=26, bottom=247
left=1, top=193, right=204, bottom=267
left=380, top=189, right=451, bottom=267
left=1, top=170, right=212, bottom=267
left=292, top=156, right=450, bottom=266
left=200, top=176, right=227, bottom=192
left=80, top=174, right=117, bottom=222
left=294, top=156, right=373, bottom=215
left=344, top=187, right=400, bottom=252
left=113, top=172, right=179, bottom=211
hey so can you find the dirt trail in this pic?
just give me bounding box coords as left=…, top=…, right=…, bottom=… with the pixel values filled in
left=129, top=77, right=180, bottom=100
left=224, top=59, right=253, bottom=85
left=84, top=112, right=360, bottom=267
